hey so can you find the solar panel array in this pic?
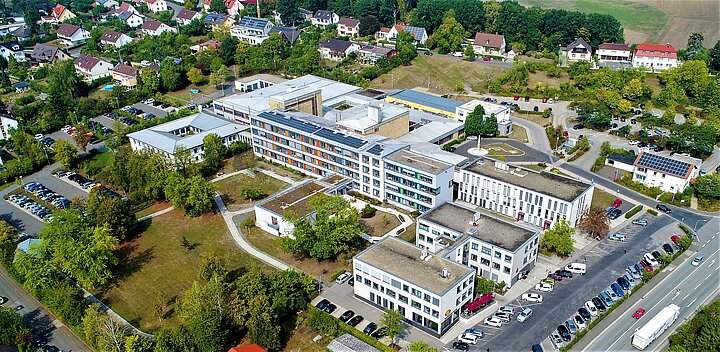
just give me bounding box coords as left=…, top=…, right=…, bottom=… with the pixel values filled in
left=636, top=153, right=692, bottom=177
left=403, top=26, right=426, bottom=41
left=259, top=112, right=319, bottom=134
left=315, top=128, right=367, bottom=148
left=238, top=16, right=268, bottom=30
left=367, top=144, right=384, bottom=155
left=258, top=112, right=367, bottom=149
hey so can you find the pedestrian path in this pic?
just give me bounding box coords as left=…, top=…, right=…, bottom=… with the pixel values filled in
left=137, top=205, right=174, bottom=222
left=343, top=195, right=414, bottom=242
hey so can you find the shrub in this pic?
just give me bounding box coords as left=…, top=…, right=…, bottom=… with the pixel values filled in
left=305, top=307, right=341, bottom=336
left=624, top=205, right=643, bottom=219
left=361, top=204, right=377, bottom=218
left=647, top=208, right=658, bottom=216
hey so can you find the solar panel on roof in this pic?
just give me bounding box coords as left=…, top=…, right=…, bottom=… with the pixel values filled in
left=636, top=153, right=691, bottom=178
left=315, top=128, right=366, bottom=148
left=367, top=144, right=383, bottom=155
left=258, top=112, right=320, bottom=134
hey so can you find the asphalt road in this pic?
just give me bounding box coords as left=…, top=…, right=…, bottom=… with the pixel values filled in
left=581, top=218, right=720, bottom=351
left=451, top=215, right=675, bottom=351
left=451, top=138, right=552, bottom=163
left=0, top=265, right=91, bottom=351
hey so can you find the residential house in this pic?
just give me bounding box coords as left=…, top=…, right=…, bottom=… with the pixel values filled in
left=472, top=32, right=505, bottom=56
left=357, top=45, right=397, bottom=64
left=201, top=0, right=211, bottom=11
left=268, top=26, right=301, bottom=44
left=298, top=8, right=314, bottom=22
left=30, top=43, right=70, bottom=66
left=191, top=39, right=221, bottom=53
left=115, top=2, right=140, bottom=15
left=337, top=18, right=359, bottom=37
left=56, top=24, right=91, bottom=46
left=318, top=39, right=360, bottom=61
left=561, top=38, right=593, bottom=63
left=10, top=26, right=40, bottom=41
left=176, top=9, right=201, bottom=26
left=41, top=4, right=76, bottom=24
left=311, top=10, right=339, bottom=27
left=111, top=63, right=138, bottom=89
left=230, top=16, right=274, bottom=45
left=630, top=151, right=698, bottom=192
left=0, top=41, right=25, bottom=62
left=117, top=11, right=144, bottom=28
left=99, top=30, right=133, bottom=48
left=93, top=0, right=119, bottom=9
left=0, top=114, right=19, bottom=140
left=74, top=54, right=113, bottom=82
left=327, top=334, right=380, bottom=352
left=597, top=43, right=631, bottom=63
left=381, top=23, right=428, bottom=45
left=140, top=0, right=167, bottom=13
left=204, top=13, right=234, bottom=31
left=223, top=0, right=244, bottom=17
left=632, top=43, right=679, bottom=72
left=141, top=20, right=177, bottom=36
left=455, top=158, right=594, bottom=229
left=12, top=82, right=30, bottom=93
left=455, top=99, right=512, bottom=135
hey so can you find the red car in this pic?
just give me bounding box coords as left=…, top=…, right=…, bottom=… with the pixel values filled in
left=483, top=57, right=491, bottom=61
left=514, top=96, right=520, bottom=101
left=671, top=235, right=681, bottom=245
left=611, top=199, right=622, bottom=208
left=562, top=131, right=569, bottom=138
left=640, top=260, right=654, bottom=272
left=632, top=308, right=646, bottom=319
left=542, top=97, right=548, bottom=103
left=547, top=274, right=563, bottom=281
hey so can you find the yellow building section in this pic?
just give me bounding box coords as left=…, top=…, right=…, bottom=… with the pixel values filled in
left=374, top=113, right=409, bottom=139
left=385, top=96, right=457, bottom=119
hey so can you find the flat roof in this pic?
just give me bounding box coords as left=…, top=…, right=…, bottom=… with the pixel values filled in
left=421, top=202, right=538, bottom=252
left=386, top=149, right=452, bottom=175
left=335, top=103, right=407, bottom=133
left=235, top=73, right=287, bottom=85
left=355, top=237, right=473, bottom=295
left=397, top=120, right=463, bottom=144
left=389, top=89, right=462, bottom=113
left=464, top=159, right=592, bottom=202
left=458, top=99, right=511, bottom=118
left=259, top=180, right=327, bottom=217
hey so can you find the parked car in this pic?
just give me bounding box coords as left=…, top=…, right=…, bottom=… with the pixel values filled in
left=452, top=52, right=463, bottom=57
left=591, top=297, right=607, bottom=312
left=541, top=278, right=556, bottom=286
left=370, top=326, right=386, bottom=339
left=656, top=204, right=672, bottom=213
left=547, top=273, right=563, bottom=281
left=574, top=315, right=587, bottom=330
left=608, top=233, right=626, bottom=242
left=339, top=310, right=354, bottom=322
left=644, top=253, right=659, bottom=267
left=452, top=341, right=470, bottom=351
left=617, top=276, right=630, bottom=290
left=535, top=283, right=553, bottom=292
left=632, top=218, right=648, bottom=226
left=335, top=272, right=350, bottom=284
left=362, top=322, right=377, bottom=335
left=611, top=199, right=622, bottom=208
left=662, top=243, right=674, bottom=255
left=347, top=315, right=363, bottom=327
left=565, top=319, right=578, bottom=334
left=323, top=303, right=336, bottom=314
left=498, top=306, right=515, bottom=316
left=464, top=328, right=484, bottom=339
left=484, top=316, right=503, bottom=327
left=557, top=325, right=571, bottom=341
left=671, top=235, right=681, bottom=245
left=550, top=332, right=565, bottom=348
left=608, top=208, right=622, bottom=220
left=516, top=308, right=533, bottom=323
left=578, top=307, right=593, bottom=321
left=315, top=299, right=330, bottom=310
left=522, top=293, right=543, bottom=302
left=457, top=333, right=478, bottom=345
left=556, top=269, right=573, bottom=278
left=423, top=51, right=433, bottom=56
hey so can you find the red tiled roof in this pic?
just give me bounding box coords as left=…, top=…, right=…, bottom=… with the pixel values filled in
left=177, top=9, right=198, bottom=20
left=599, top=43, right=630, bottom=51
left=75, top=54, right=102, bottom=70
left=473, top=32, right=504, bottom=49
left=100, top=30, right=124, bottom=43
left=142, top=20, right=162, bottom=31
left=338, top=18, right=359, bottom=28
left=56, top=24, right=80, bottom=37
left=379, top=27, right=390, bottom=33
left=112, top=63, right=138, bottom=77
left=52, top=4, right=67, bottom=18
left=634, top=43, right=677, bottom=59
left=228, top=345, right=267, bottom=352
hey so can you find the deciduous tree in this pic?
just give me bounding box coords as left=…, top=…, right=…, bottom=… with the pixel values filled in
left=359, top=15, right=381, bottom=37
left=71, top=124, right=92, bottom=152
left=380, top=309, right=404, bottom=347
left=202, top=133, right=227, bottom=172
left=187, top=67, right=205, bottom=85
left=541, top=219, right=576, bottom=257
left=427, top=10, right=467, bottom=54
left=53, top=139, right=78, bottom=169
left=579, top=207, right=610, bottom=239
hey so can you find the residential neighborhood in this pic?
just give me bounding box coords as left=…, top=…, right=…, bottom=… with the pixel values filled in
left=0, top=1, right=717, bottom=352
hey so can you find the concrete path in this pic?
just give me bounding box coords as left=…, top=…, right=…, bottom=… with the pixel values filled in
left=213, top=194, right=292, bottom=271
left=137, top=206, right=174, bottom=222
left=210, top=169, right=254, bottom=183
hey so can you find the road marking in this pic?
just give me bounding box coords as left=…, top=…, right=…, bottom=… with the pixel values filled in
left=708, top=260, right=716, bottom=268
left=683, top=293, right=690, bottom=300
left=687, top=298, right=697, bottom=308
left=695, top=283, right=702, bottom=290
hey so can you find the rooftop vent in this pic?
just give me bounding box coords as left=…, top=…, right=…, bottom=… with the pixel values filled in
left=441, top=268, right=449, bottom=278
left=473, top=212, right=482, bottom=222
left=420, top=249, right=428, bottom=260
left=467, top=227, right=478, bottom=235
left=495, top=161, right=509, bottom=171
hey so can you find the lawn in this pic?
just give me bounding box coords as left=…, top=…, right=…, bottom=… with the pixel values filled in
left=370, top=55, right=509, bottom=94
left=518, top=0, right=670, bottom=43
left=236, top=212, right=353, bottom=283
left=483, top=143, right=525, bottom=157
left=220, top=151, right=257, bottom=174
left=509, top=125, right=529, bottom=143
left=96, top=210, right=270, bottom=331
left=523, top=164, right=547, bottom=172
left=514, top=110, right=553, bottom=127
left=214, top=172, right=290, bottom=211
left=591, top=188, right=617, bottom=209
left=134, top=201, right=173, bottom=218
left=359, top=210, right=402, bottom=237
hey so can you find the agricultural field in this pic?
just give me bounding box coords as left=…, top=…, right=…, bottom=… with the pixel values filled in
left=519, top=0, right=719, bottom=48
left=370, top=55, right=509, bottom=94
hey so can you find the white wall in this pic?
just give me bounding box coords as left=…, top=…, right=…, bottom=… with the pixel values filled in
left=254, top=205, right=294, bottom=237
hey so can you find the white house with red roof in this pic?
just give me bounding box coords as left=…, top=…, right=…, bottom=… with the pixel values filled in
left=40, top=4, right=77, bottom=24
left=337, top=18, right=359, bottom=37
left=472, top=32, right=506, bottom=56
left=115, top=2, right=140, bottom=15
left=141, top=20, right=177, bottom=36
left=597, top=43, right=631, bottom=63
left=632, top=43, right=679, bottom=72
left=176, top=9, right=201, bottom=26
left=631, top=151, right=700, bottom=192
left=224, top=0, right=244, bottom=16
left=100, top=30, right=133, bottom=48
left=74, top=54, right=113, bottom=82
left=56, top=24, right=91, bottom=46
left=378, top=23, right=427, bottom=45
left=138, top=0, right=167, bottom=13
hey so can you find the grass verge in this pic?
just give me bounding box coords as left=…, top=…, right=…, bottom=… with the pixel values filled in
left=591, top=188, right=616, bottom=209
left=624, top=205, right=643, bottom=219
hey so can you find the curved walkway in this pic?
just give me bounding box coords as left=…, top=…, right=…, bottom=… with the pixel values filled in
left=343, top=195, right=414, bottom=243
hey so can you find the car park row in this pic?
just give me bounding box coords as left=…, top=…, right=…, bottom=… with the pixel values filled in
left=8, top=182, right=72, bottom=222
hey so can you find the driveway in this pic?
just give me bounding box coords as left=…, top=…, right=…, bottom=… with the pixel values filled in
left=0, top=265, right=91, bottom=351
left=451, top=139, right=553, bottom=163
left=453, top=215, right=676, bottom=351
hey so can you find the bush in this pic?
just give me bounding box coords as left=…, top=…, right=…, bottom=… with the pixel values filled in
left=647, top=208, right=658, bottom=216
left=624, top=205, right=643, bottom=219
left=305, top=307, right=341, bottom=336
left=361, top=204, right=377, bottom=218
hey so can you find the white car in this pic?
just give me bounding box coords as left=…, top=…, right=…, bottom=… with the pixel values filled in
left=516, top=308, right=533, bottom=323
left=584, top=301, right=598, bottom=316
left=550, top=332, right=565, bottom=348
left=574, top=315, right=587, bottom=330
left=34, top=134, right=44, bottom=140
left=522, top=293, right=543, bottom=302
left=484, top=316, right=503, bottom=327
left=497, top=306, right=515, bottom=315
left=644, top=253, right=659, bottom=267
left=335, top=272, right=350, bottom=284
left=452, top=51, right=463, bottom=57
left=628, top=140, right=640, bottom=145
left=535, top=283, right=553, bottom=292
left=458, top=333, right=478, bottom=344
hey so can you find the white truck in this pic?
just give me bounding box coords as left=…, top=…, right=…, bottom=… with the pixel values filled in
left=632, top=304, right=680, bottom=350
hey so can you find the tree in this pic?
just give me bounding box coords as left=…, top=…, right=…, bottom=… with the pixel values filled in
left=281, top=194, right=364, bottom=260
left=277, top=0, right=303, bottom=26
left=125, top=335, right=155, bottom=352
left=483, top=0, right=501, bottom=33
left=187, top=67, right=205, bottom=85
left=464, top=43, right=476, bottom=61
left=209, top=0, right=227, bottom=13
left=0, top=306, right=32, bottom=347
left=359, top=15, right=381, bottom=37
left=464, top=105, right=496, bottom=149
left=427, top=10, right=467, bottom=54
left=198, top=251, right=228, bottom=282
left=53, top=139, right=78, bottom=169
left=380, top=309, right=404, bottom=347
left=694, top=174, right=720, bottom=199
left=0, top=220, right=16, bottom=262
left=140, top=70, right=160, bottom=94
left=579, top=207, right=610, bottom=239
left=83, top=304, right=129, bottom=352
left=541, top=220, right=576, bottom=257
left=209, top=65, right=230, bottom=88
left=408, top=341, right=438, bottom=352
left=183, top=0, right=196, bottom=10
left=474, top=276, right=495, bottom=295
left=160, top=60, right=184, bottom=91
left=202, top=133, right=227, bottom=172
left=710, top=40, right=720, bottom=72
left=86, top=189, right=138, bottom=240
left=71, top=124, right=93, bottom=152
left=181, top=276, right=230, bottom=352
left=685, top=32, right=705, bottom=60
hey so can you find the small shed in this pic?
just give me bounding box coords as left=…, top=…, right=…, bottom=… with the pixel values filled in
left=327, top=333, right=381, bottom=352
left=11, top=81, right=30, bottom=93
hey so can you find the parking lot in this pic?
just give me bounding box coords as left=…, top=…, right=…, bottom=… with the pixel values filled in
left=452, top=214, right=676, bottom=351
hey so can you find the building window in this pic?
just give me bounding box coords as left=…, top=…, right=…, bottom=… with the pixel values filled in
left=387, top=288, right=396, bottom=298
left=432, top=297, right=439, bottom=306
left=492, top=262, right=500, bottom=270
left=503, top=266, right=510, bottom=274
left=411, top=288, right=422, bottom=298
left=419, top=224, right=429, bottom=231
left=432, top=309, right=439, bottom=318
left=399, top=295, right=408, bottom=303
left=504, top=255, right=512, bottom=263
left=411, top=300, right=421, bottom=309
left=480, top=258, right=490, bottom=266
left=423, top=293, right=431, bottom=303
left=403, top=284, right=409, bottom=292
left=471, top=254, right=478, bottom=261
left=481, top=247, right=491, bottom=255
left=494, top=251, right=502, bottom=259
left=471, top=243, right=478, bottom=250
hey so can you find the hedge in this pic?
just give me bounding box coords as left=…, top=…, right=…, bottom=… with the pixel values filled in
left=647, top=209, right=658, bottom=216
left=624, top=205, right=643, bottom=219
